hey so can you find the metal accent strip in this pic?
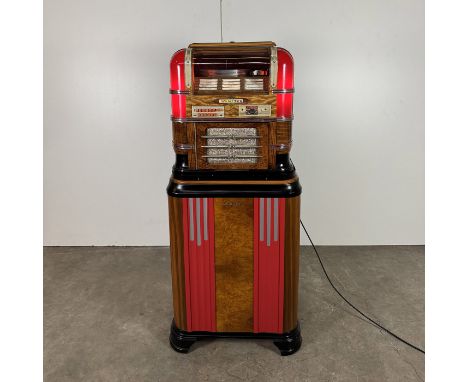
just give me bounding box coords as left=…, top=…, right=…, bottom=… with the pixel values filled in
left=274, top=198, right=278, bottom=242
left=196, top=198, right=201, bottom=246
left=201, top=135, right=261, bottom=139
left=171, top=117, right=293, bottom=123
left=275, top=116, right=294, bottom=122
left=173, top=143, right=193, bottom=150
left=266, top=198, right=271, bottom=246
left=201, top=145, right=261, bottom=148
left=270, top=46, right=278, bottom=89
left=202, top=155, right=262, bottom=159
left=169, top=89, right=190, bottom=94
left=184, top=48, right=192, bottom=90
left=203, top=198, right=208, bottom=241
left=189, top=198, right=194, bottom=241
left=259, top=198, right=264, bottom=241
left=272, top=88, right=295, bottom=94
left=270, top=143, right=291, bottom=150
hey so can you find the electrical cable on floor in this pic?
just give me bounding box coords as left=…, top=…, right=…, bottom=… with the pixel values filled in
left=300, top=220, right=425, bottom=354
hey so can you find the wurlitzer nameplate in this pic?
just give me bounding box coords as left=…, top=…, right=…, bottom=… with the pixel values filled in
left=218, top=98, right=245, bottom=104
left=168, top=41, right=302, bottom=356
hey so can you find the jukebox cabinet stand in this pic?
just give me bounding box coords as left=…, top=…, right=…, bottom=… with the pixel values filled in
left=167, top=42, right=302, bottom=356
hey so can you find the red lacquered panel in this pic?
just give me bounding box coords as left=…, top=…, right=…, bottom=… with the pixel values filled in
left=254, top=197, right=285, bottom=333
left=182, top=198, right=216, bottom=332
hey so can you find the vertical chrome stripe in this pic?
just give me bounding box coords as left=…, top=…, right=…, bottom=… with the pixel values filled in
left=203, top=198, right=208, bottom=241
left=259, top=198, right=264, bottom=241
left=196, top=198, right=201, bottom=246
left=266, top=198, right=271, bottom=246
left=189, top=198, right=194, bottom=241
left=270, top=46, right=278, bottom=89
left=184, top=48, right=192, bottom=89
left=274, top=198, right=278, bottom=242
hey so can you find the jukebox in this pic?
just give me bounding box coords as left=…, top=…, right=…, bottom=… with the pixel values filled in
left=167, top=41, right=301, bottom=355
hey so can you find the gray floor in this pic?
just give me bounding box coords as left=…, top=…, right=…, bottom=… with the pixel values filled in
left=44, top=246, right=424, bottom=382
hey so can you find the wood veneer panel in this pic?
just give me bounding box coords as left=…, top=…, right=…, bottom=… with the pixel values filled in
left=168, top=197, right=187, bottom=330
left=275, top=121, right=292, bottom=155
left=283, top=196, right=301, bottom=332
left=172, top=122, right=189, bottom=154
left=187, top=123, right=197, bottom=168
left=276, top=122, right=291, bottom=143
left=269, top=121, right=277, bottom=167
left=214, top=198, right=254, bottom=332
left=187, top=95, right=276, bottom=118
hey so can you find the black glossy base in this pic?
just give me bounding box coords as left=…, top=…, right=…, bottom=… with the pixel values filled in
left=169, top=320, right=302, bottom=356
left=167, top=178, right=302, bottom=198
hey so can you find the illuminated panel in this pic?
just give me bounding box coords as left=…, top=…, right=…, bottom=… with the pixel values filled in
left=170, top=49, right=186, bottom=118
left=276, top=48, right=294, bottom=119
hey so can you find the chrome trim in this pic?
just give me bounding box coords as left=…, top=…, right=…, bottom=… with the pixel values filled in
left=274, top=198, right=278, bottom=242
left=184, top=48, right=192, bottom=89
left=270, top=47, right=278, bottom=89
left=169, top=89, right=189, bottom=95
left=201, top=145, right=261, bottom=149
left=196, top=198, right=201, bottom=246
left=203, top=198, right=208, bottom=241
left=202, top=155, right=262, bottom=159
left=270, top=143, right=291, bottom=150
left=266, top=198, right=271, bottom=246
left=171, top=117, right=293, bottom=123
left=275, top=116, right=294, bottom=122
left=171, top=117, right=186, bottom=123
left=173, top=143, right=193, bottom=150
left=201, top=135, right=261, bottom=139
left=272, top=89, right=295, bottom=94
left=189, top=198, right=194, bottom=241
left=259, top=198, right=264, bottom=242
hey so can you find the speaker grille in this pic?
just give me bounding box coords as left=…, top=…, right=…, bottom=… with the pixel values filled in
left=202, top=127, right=260, bottom=164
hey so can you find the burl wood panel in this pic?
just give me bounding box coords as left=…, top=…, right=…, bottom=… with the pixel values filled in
left=283, top=196, right=301, bottom=332
left=187, top=95, right=276, bottom=118
left=214, top=198, right=254, bottom=332
left=168, top=197, right=187, bottom=330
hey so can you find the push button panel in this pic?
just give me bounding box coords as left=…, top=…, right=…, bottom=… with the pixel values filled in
left=239, top=105, right=271, bottom=117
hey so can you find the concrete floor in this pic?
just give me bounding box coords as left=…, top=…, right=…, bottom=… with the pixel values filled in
left=44, top=246, right=424, bottom=382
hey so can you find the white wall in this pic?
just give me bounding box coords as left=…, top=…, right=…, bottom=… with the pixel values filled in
left=44, top=0, right=424, bottom=246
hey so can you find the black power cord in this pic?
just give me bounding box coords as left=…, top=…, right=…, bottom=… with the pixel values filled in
left=300, top=220, right=425, bottom=354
